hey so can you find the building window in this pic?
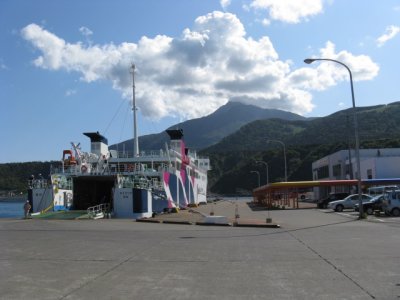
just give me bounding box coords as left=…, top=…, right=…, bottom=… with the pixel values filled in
left=367, top=169, right=373, bottom=179
left=345, top=164, right=353, bottom=179
left=316, top=165, right=329, bottom=179
left=332, top=164, right=342, bottom=178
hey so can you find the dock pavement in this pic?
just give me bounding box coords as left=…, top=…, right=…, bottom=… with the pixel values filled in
left=145, top=199, right=288, bottom=227
left=142, top=200, right=316, bottom=227
left=1, top=200, right=400, bottom=299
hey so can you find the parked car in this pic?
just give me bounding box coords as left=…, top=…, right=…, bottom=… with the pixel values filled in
left=317, top=192, right=350, bottom=209
left=382, top=190, right=400, bottom=217
left=328, top=194, right=373, bottom=212
left=354, top=195, right=384, bottom=215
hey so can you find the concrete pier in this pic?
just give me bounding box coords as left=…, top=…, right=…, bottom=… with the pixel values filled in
left=1, top=201, right=400, bottom=299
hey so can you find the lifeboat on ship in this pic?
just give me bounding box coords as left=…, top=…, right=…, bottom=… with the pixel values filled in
left=62, top=150, right=77, bottom=166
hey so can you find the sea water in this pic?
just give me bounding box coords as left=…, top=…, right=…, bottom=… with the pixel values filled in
left=0, top=199, right=25, bottom=218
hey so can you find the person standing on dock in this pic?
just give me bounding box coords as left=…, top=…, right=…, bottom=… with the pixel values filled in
left=23, top=200, right=31, bottom=219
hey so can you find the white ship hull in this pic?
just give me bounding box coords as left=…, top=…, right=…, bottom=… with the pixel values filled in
left=28, top=130, right=210, bottom=218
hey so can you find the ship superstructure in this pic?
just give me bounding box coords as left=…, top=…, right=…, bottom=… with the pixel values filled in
left=29, top=129, right=210, bottom=218
left=28, top=65, right=210, bottom=218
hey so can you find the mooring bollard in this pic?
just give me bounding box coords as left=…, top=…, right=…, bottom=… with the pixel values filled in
left=235, top=204, right=240, bottom=219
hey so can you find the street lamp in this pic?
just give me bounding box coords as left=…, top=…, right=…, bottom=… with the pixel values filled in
left=267, top=140, right=287, bottom=182
left=304, top=58, right=363, bottom=218
left=255, top=161, right=269, bottom=184
left=250, top=171, right=260, bottom=187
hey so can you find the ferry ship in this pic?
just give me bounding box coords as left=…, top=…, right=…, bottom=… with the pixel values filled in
left=28, top=65, right=210, bottom=219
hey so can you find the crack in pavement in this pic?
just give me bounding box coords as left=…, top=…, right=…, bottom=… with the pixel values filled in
left=287, top=231, right=376, bottom=299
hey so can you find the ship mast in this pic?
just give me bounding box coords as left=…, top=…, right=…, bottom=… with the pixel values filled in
left=131, top=64, right=139, bottom=157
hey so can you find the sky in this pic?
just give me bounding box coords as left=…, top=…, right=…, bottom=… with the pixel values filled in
left=1, top=0, right=400, bottom=163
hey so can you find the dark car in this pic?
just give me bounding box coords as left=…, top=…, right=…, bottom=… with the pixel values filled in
left=354, top=195, right=385, bottom=215
left=317, top=192, right=350, bottom=209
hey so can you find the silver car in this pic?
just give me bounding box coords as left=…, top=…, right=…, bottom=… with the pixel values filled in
left=328, top=194, right=373, bottom=212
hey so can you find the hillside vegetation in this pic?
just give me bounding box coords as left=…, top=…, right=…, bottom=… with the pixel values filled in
left=202, top=102, right=400, bottom=194
left=0, top=162, right=55, bottom=195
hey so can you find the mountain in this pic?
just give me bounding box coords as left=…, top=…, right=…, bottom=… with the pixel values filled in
left=204, top=101, right=400, bottom=152
left=202, top=101, right=400, bottom=194
left=109, top=101, right=306, bottom=152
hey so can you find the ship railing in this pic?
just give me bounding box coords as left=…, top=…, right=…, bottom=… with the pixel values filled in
left=53, top=161, right=172, bottom=177
left=152, top=178, right=163, bottom=190
left=51, top=175, right=73, bottom=190
left=87, top=203, right=110, bottom=219
left=52, top=165, right=80, bottom=175
left=118, top=176, right=152, bottom=189
left=53, top=181, right=73, bottom=190
left=28, top=179, right=49, bottom=189
left=106, top=163, right=168, bottom=175
left=199, top=156, right=210, bottom=160
left=115, top=149, right=170, bottom=159
left=187, top=149, right=198, bottom=158
left=196, top=158, right=212, bottom=171
left=53, top=164, right=107, bottom=176
left=117, top=176, right=165, bottom=190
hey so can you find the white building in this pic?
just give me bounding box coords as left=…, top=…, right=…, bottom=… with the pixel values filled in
left=312, top=148, right=400, bottom=197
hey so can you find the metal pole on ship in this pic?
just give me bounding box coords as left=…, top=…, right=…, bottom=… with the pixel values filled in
left=131, top=64, right=139, bottom=157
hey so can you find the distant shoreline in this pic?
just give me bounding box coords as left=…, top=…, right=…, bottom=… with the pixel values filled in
left=0, top=197, right=25, bottom=202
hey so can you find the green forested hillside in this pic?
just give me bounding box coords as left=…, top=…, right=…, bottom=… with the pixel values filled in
left=202, top=102, right=400, bottom=194
left=204, top=139, right=400, bottom=195
left=0, top=162, right=55, bottom=194
left=205, top=102, right=400, bottom=152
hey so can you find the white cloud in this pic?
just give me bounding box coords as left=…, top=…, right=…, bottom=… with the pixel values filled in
left=291, top=41, right=379, bottom=91
left=220, top=0, right=231, bottom=10
left=242, top=4, right=251, bottom=12
left=261, top=18, right=271, bottom=27
left=376, top=25, right=400, bottom=47
left=65, top=89, right=77, bottom=97
left=79, top=26, right=93, bottom=37
left=250, top=0, right=323, bottom=24
left=20, top=12, right=378, bottom=122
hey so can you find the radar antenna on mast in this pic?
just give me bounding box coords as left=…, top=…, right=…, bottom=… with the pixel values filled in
left=130, top=63, right=139, bottom=157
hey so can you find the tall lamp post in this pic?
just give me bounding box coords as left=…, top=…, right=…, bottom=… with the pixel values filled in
left=267, top=140, right=287, bottom=182
left=255, top=161, right=269, bottom=185
left=250, top=171, right=260, bottom=187
left=304, top=58, right=363, bottom=218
